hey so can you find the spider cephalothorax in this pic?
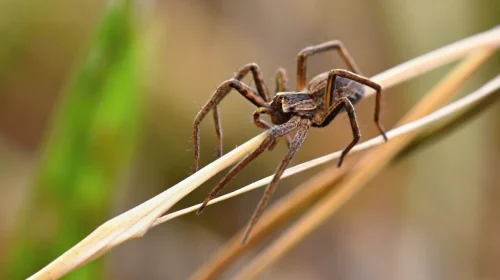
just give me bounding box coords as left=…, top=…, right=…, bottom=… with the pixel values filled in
left=192, top=40, right=388, bottom=244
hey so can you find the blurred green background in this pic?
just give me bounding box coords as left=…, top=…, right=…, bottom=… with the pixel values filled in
left=0, top=0, right=498, bottom=279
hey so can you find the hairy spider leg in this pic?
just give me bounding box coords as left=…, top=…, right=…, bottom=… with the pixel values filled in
left=196, top=116, right=302, bottom=215
left=297, top=40, right=362, bottom=91
left=253, top=107, right=292, bottom=149
left=233, top=63, right=272, bottom=102
left=193, top=63, right=272, bottom=173
left=242, top=119, right=310, bottom=245
left=325, top=69, right=388, bottom=142
left=211, top=63, right=272, bottom=157
left=321, top=96, right=360, bottom=168
left=212, top=108, right=223, bottom=158
left=193, top=79, right=268, bottom=172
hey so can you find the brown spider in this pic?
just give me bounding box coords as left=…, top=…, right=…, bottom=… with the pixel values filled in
left=192, top=40, right=388, bottom=245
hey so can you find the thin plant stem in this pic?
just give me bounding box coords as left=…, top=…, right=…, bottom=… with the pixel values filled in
left=398, top=81, right=500, bottom=158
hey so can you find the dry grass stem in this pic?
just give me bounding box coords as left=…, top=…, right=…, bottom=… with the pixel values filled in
left=188, top=168, right=348, bottom=280
left=29, top=27, right=499, bottom=280
left=232, top=50, right=496, bottom=279
left=28, top=134, right=267, bottom=279
left=400, top=78, right=500, bottom=157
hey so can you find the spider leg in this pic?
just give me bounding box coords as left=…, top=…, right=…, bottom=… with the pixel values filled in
left=234, top=63, right=271, bottom=102
left=241, top=118, right=311, bottom=245
left=320, top=97, right=361, bottom=168
left=194, top=63, right=272, bottom=173
left=324, top=69, right=388, bottom=142
left=297, top=40, right=361, bottom=91
left=275, top=67, right=289, bottom=93
left=212, top=106, right=223, bottom=157
left=193, top=79, right=269, bottom=173
left=196, top=116, right=302, bottom=215
left=253, top=107, right=292, bottom=149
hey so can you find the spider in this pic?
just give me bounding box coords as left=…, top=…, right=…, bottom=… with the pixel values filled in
left=192, top=40, right=388, bottom=245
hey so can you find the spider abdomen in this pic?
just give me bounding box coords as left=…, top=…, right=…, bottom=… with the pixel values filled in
left=309, top=77, right=366, bottom=128
left=308, top=75, right=365, bottom=107
left=332, top=77, right=365, bottom=105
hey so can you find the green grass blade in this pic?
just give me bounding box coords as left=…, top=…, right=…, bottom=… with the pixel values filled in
left=5, top=2, right=142, bottom=279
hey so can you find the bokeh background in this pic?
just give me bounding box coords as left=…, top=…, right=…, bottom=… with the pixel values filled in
left=0, top=0, right=499, bottom=279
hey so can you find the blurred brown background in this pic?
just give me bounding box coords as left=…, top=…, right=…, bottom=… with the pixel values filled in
left=0, top=0, right=499, bottom=279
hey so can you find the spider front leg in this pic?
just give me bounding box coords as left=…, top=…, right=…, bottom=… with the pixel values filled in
left=196, top=116, right=302, bottom=214
left=193, top=63, right=272, bottom=173
left=193, top=79, right=269, bottom=173
left=297, top=40, right=362, bottom=91
left=325, top=69, right=388, bottom=142
left=253, top=107, right=292, bottom=149
left=233, top=63, right=272, bottom=102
